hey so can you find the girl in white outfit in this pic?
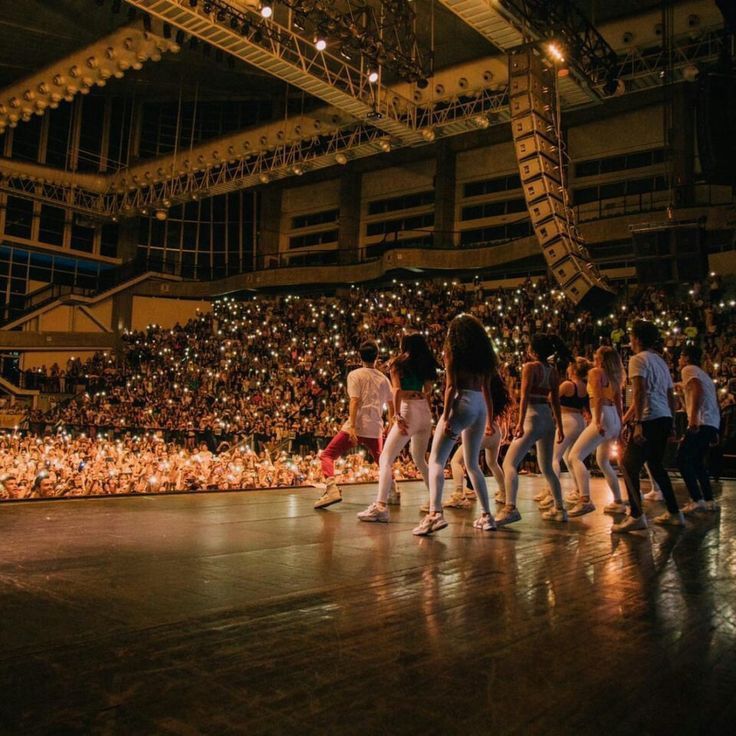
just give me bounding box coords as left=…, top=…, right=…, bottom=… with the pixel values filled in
left=497, top=333, right=566, bottom=526
left=413, top=314, right=501, bottom=536
left=358, top=332, right=438, bottom=523
left=538, top=357, right=591, bottom=509
left=567, top=346, right=625, bottom=516
left=444, top=372, right=511, bottom=508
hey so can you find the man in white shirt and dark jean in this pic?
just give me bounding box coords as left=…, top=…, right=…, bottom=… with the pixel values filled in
left=614, top=319, right=685, bottom=532
left=314, top=339, right=393, bottom=510
left=677, top=345, right=721, bottom=513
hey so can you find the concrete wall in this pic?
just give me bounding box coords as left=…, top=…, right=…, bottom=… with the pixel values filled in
left=131, top=296, right=212, bottom=331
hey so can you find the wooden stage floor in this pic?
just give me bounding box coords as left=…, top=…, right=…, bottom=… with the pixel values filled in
left=1, top=475, right=735, bottom=735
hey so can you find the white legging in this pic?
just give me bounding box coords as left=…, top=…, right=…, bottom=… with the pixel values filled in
left=450, top=422, right=504, bottom=496
left=568, top=404, right=621, bottom=501
left=503, top=404, right=562, bottom=508
left=428, top=390, right=489, bottom=514
left=377, top=399, right=432, bottom=503
left=553, top=411, right=587, bottom=491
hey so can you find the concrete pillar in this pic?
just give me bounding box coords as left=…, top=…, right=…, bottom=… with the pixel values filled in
left=258, top=186, right=282, bottom=269
left=337, top=170, right=361, bottom=265
left=433, top=141, right=457, bottom=248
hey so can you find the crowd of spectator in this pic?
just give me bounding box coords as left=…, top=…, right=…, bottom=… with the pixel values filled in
left=2, top=272, right=734, bottom=500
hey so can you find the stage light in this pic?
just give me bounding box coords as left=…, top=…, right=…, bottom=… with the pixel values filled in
left=421, top=127, right=436, bottom=142
left=335, top=152, right=348, bottom=165
left=368, top=70, right=379, bottom=83
left=216, top=8, right=227, bottom=22
left=259, top=173, right=270, bottom=184
left=291, top=164, right=304, bottom=176
left=546, top=41, right=565, bottom=64
left=155, top=209, right=168, bottom=221
left=203, top=2, right=213, bottom=13
left=416, top=77, right=429, bottom=90
left=379, top=138, right=391, bottom=152
left=260, top=2, right=273, bottom=19
left=315, top=37, right=327, bottom=52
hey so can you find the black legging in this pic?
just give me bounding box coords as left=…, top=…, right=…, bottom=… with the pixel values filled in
left=622, top=417, right=678, bottom=517
left=677, top=425, right=719, bottom=502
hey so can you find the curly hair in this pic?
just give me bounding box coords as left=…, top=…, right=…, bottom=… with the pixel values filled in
left=445, top=314, right=498, bottom=376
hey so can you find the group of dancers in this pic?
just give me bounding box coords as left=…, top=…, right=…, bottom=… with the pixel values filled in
left=313, top=315, right=721, bottom=536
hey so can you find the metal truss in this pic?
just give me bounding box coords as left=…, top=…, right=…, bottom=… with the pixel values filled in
left=0, top=175, right=114, bottom=218
left=616, top=25, right=727, bottom=91
left=123, top=0, right=422, bottom=143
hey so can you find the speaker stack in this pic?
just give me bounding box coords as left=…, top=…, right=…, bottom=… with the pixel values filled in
left=508, top=48, right=615, bottom=312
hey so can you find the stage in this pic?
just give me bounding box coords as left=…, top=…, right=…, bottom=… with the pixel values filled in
left=1, top=475, right=735, bottom=735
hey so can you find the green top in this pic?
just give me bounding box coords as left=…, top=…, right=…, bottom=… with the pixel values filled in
left=400, top=371, right=424, bottom=392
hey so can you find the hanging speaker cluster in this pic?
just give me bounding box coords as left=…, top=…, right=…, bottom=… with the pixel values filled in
left=508, top=48, right=614, bottom=312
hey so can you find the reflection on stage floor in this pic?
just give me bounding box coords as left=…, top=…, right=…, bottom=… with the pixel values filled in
left=1, top=475, right=735, bottom=734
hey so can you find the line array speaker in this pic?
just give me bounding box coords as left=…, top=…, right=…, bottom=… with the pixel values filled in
left=508, top=48, right=615, bottom=312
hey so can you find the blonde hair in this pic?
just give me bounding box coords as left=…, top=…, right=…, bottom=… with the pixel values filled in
left=596, top=346, right=624, bottom=388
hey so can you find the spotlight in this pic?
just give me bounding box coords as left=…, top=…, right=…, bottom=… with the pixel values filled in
left=546, top=41, right=565, bottom=64
left=259, top=173, right=270, bottom=184
left=314, top=37, right=327, bottom=52
left=335, top=152, right=348, bottom=165
left=379, top=138, right=391, bottom=152
left=368, top=70, right=379, bottom=83
left=416, top=77, right=429, bottom=90
left=291, top=164, right=304, bottom=175
left=155, top=209, right=168, bottom=221
left=421, top=127, right=436, bottom=142
left=260, top=2, right=273, bottom=19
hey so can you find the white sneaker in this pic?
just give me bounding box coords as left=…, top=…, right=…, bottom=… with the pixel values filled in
left=604, top=501, right=627, bottom=514
left=357, top=502, right=389, bottom=523
left=568, top=500, right=596, bottom=517
left=314, top=483, right=342, bottom=509
left=611, top=514, right=648, bottom=533
left=681, top=500, right=707, bottom=515
left=495, top=506, right=522, bottom=527
left=538, top=494, right=555, bottom=509
left=653, top=510, right=686, bottom=527
left=643, top=489, right=663, bottom=502
left=542, top=506, right=568, bottom=522
left=443, top=491, right=472, bottom=509
left=473, top=513, right=497, bottom=531
left=412, top=512, right=448, bottom=536
left=387, top=482, right=401, bottom=506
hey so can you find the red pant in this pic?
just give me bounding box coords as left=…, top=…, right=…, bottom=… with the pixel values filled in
left=320, top=431, right=383, bottom=478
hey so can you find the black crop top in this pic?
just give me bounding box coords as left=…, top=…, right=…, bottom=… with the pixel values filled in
left=559, top=383, right=590, bottom=411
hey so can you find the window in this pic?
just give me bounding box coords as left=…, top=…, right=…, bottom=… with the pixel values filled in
left=292, top=209, right=339, bottom=229
left=461, top=198, right=527, bottom=221
left=367, top=191, right=434, bottom=215
left=4, top=197, right=34, bottom=239
left=463, top=174, right=521, bottom=199
left=366, top=213, right=434, bottom=237
left=288, top=229, right=339, bottom=249
left=459, top=221, right=532, bottom=246
left=574, top=148, right=665, bottom=178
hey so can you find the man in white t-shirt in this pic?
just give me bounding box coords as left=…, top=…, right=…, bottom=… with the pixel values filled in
left=314, top=340, right=393, bottom=509
left=677, top=345, right=721, bottom=513
left=614, top=319, right=683, bottom=532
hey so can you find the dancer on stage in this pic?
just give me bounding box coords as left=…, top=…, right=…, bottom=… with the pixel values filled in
left=537, top=357, right=590, bottom=509
left=412, top=314, right=499, bottom=536
left=613, top=319, right=684, bottom=531
left=567, top=346, right=625, bottom=517
left=443, top=371, right=510, bottom=509
left=314, top=339, right=393, bottom=509
left=497, top=334, right=566, bottom=526
left=357, top=332, right=439, bottom=523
